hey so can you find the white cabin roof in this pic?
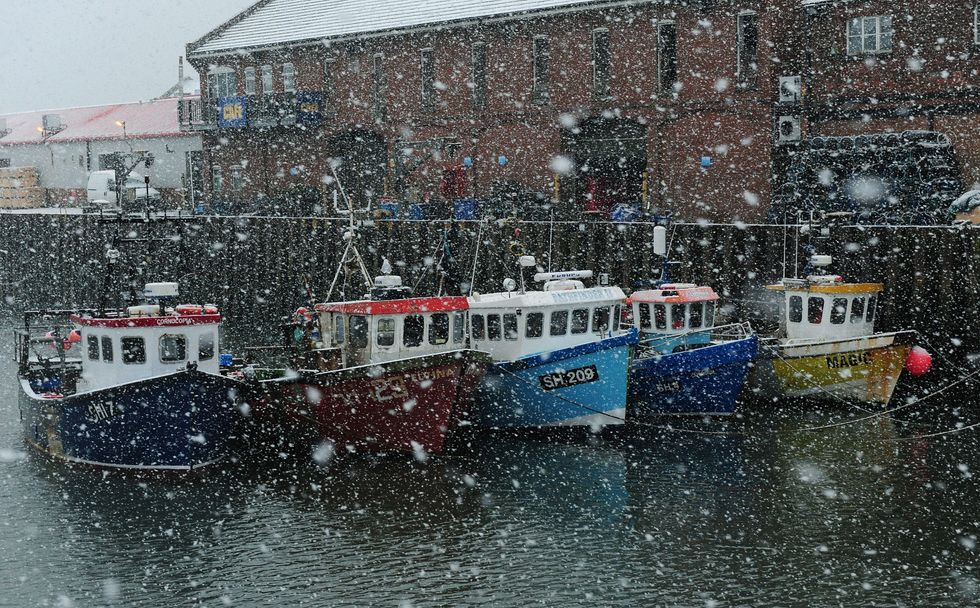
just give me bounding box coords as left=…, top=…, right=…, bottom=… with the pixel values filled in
left=468, top=286, right=625, bottom=309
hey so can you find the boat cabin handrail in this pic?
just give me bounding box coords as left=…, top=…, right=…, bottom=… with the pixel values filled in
left=637, top=321, right=753, bottom=347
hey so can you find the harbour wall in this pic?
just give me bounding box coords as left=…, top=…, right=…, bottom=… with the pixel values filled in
left=2, top=215, right=979, bottom=373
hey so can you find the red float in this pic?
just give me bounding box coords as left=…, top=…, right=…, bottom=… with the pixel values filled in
left=905, top=346, right=932, bottom=377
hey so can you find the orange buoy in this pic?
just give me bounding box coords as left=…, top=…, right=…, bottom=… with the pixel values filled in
left=905, top=346, right=932, bottom=377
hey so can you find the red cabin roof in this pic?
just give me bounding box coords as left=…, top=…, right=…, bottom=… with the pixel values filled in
left=315, top=296, right=469, bottom=316
left=72, top=313, right=222, bottom=328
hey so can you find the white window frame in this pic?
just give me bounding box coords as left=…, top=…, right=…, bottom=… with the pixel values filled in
left=208, top=66, right=236, bottom=99
left=244, top=67, right=256, bottom=95
left=261, top=64, right=273, bottom=95
left=847, top=15, right=893, bottom=56
left=282, top=63, right=297, bottom=93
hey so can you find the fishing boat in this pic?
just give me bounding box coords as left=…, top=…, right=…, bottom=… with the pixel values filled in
left=466, top=256, right=638, bottom=429
left=751, top=238, right=930, bottom=405
left=16, top=281, right=242, bottom=471
left=246, top=263, right=490, bottom=456
left=626, top=226, right=758, bottom=416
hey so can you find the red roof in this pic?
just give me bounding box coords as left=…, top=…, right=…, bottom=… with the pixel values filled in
left=315, top=297, right=469, bottom=316
left=71, top=313, right=221, bottom=329
left=0, top=97, right=199, bottom=146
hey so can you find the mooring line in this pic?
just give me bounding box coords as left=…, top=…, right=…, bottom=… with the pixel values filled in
left=886, top=419, right=980, bottom=442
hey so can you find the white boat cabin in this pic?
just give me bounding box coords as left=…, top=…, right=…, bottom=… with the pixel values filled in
left=314, top=275, right=468, bottom=367
left=767, top=275, right=881, bottom=343
left=629, top=283, right=719, bottom=336
left=467, top=271, right=626, bottom=362
left=73, top=282, right=222, bottom=393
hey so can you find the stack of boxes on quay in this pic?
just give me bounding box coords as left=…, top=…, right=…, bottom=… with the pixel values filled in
left=0, top=167, right=43, bottom=210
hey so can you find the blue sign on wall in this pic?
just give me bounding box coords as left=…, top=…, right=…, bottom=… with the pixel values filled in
left=218, top=96, right=248, bottom=128
left=296, top=92, right=324, bottom=126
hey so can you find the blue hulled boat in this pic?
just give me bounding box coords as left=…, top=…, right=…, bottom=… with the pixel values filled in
left=627, top=282, right=757, bottom=416
left=16, top=282, right=242, bottom=471
left=467, top=259, right=638, bottom=429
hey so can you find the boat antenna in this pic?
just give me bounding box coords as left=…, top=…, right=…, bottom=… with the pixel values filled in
left=324, top=165, right=372, bottom=302
left=467, top=219, right=485, bottom=296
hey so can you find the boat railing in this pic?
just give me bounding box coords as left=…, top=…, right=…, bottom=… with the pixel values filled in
left=636, top=321, right=755, bottom=348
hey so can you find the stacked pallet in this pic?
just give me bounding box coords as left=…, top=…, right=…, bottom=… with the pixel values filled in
left=0, top=167, right=44, bottom=209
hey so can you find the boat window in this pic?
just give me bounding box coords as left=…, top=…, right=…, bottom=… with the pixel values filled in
left=689, top=302, right=703, bottom=329
left=403, top=315, right=424, bottom=347
left=121, top=337, right=145, bottom=364
left=334, top=315, right=345, bottom=345
left=638, top=303, right=652, bottom=329
left=613, top=305, right=622, bottom=331
left=199, top=332, right=215, bottom=360
left=87, top=335, right=99, bottom=360
left=807, top=297, right=825, bottom=324
left=503, top=314, right=518, bottom=340
left=550, top=310, right=568, bottom=335
left=789, top=296, right=803, bottom=323
left=487, top=314, right=502, bottom=341
left=377, top=318, right=395, bottom=346
left=452, top=312, right=465, bottom=343
left=830, top=298, right=847, bottom=325
left=429, top=313, right=449, bottom=345
left=526, top=312, right=544, bottom=338
left=349, top=316, right=368, bottom=349
left=472, top=314, right=486, bottom=340
left=670, top=304, right=685, bottom=330
left=571, top=309, right=589, bottom=334
left=850, top=297, right=866, bottom=324
left=159, top=334, right=187, bottom=363
left=654, top=304, right=667, bottom=329
left=866, top=295, right=877, bottom=323
left=101, top=336, right=113, bottom=362
left=705, top=301, right=715, bottom=327
left=592, top=307, right=610, bottom=334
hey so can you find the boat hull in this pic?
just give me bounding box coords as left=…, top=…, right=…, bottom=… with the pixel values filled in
left=248, top=350, right=489, bottom=456
left=629, top=335, right=758, bottom=416
left=470, top=330, right=637, bottom=429
left=18, top=370, right=241, bottom=471
left=750, top=332, right=913, bottom=405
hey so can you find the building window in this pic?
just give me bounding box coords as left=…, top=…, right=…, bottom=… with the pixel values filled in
left=208, top=67, right=236, bottom=100
left=532, top=35, right=550, bottom=104
left=212, top=165, right=223, bottom=193
left=847, top=16, right=893, bottom=56
left=121, top=337, right=145, bottom=364
left=737, top=12, right=758, bottom=89
left=244, top=67, right=256, bottom=95
left=471, top=42, right=487, bottom=109
left=230, top=165, right=243, bottom=191
left=261, top=65, right=273, bottom=95
left=657, top=22, right=677, bottom=94
left=323, top=58, right=335, bottom=113
left=420, top=48, right=435, bottom=113
left=592, top=28, right=611, bottom=99
left=282, top=63, right=296, bottom=93
left=372, top=54, right=386, bottom=121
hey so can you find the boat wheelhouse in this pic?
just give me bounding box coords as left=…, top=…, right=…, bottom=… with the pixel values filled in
left=247, top=270, right=490, bottom=456
left=467, top=265, right=638, bottom=429
left=751, top=262, right=923, bottom=405
left=628, top=282, right=757, bottom=416
left=16, top=282, right=241, bottom=471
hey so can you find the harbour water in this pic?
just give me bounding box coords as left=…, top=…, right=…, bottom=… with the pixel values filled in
left=1, top=339, right=978, bottom=606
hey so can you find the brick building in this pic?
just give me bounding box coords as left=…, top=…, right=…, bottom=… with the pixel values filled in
left=184, top=0, right=980, bottom=221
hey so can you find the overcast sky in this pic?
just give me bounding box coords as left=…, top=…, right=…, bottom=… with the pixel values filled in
left=0, top=0, right=255, bottom=114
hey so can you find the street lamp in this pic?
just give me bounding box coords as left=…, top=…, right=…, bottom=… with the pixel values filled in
left=115, top=120, right=127, bottom=138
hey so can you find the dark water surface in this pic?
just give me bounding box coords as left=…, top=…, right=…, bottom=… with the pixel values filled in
left=1, top=342, right=979, bottom=606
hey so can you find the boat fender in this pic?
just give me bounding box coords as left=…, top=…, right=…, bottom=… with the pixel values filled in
left=905, top=346, right=932, bottom=377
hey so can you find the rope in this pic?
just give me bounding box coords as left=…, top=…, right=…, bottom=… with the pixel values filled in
left=887, top=419, right=980, bottom=442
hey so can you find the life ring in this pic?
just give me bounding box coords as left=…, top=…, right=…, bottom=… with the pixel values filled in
left=508, top=241, right=525, bottom=256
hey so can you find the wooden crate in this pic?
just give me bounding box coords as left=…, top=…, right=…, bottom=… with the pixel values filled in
left=0, top=167, right=40, bottom=189
left=0, top=186, right=44, bottom=209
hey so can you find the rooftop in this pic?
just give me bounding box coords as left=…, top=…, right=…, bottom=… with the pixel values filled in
left=0, top=97, right=199, bottom=146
